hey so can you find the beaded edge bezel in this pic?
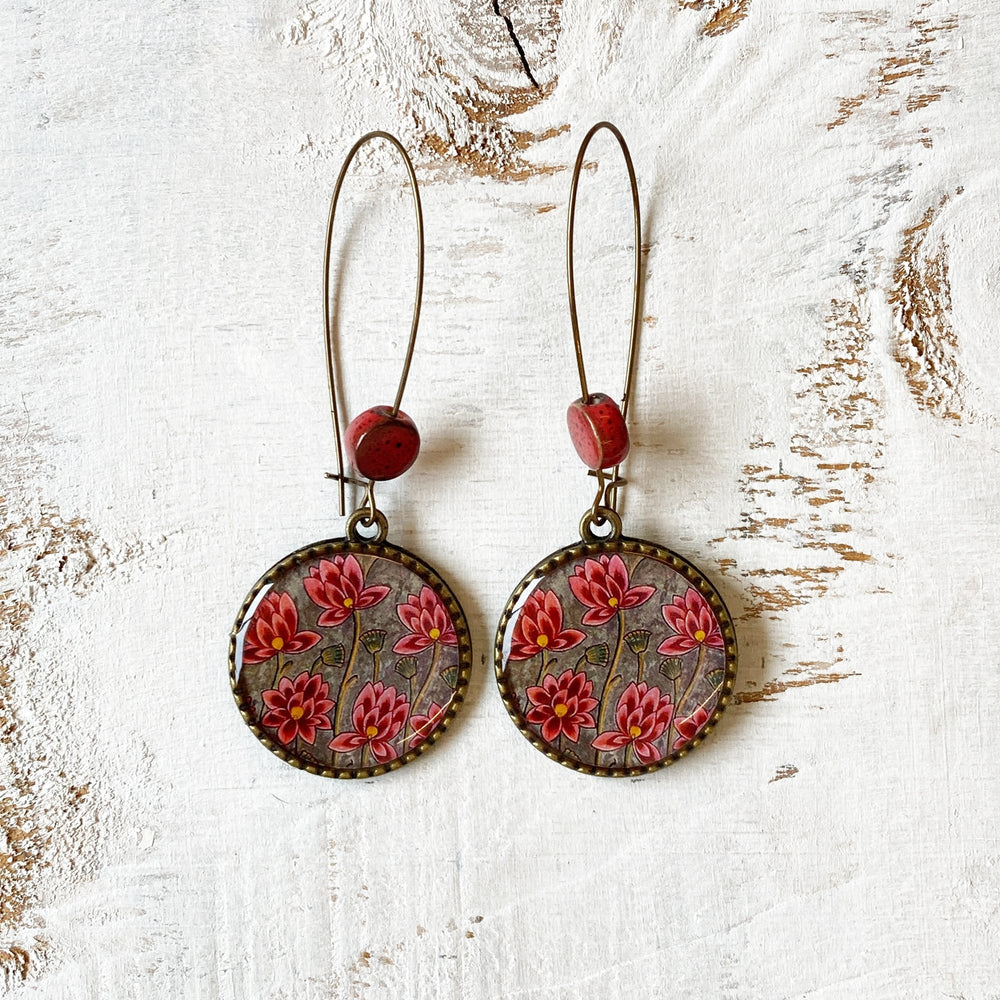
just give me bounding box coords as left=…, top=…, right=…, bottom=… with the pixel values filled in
left=493, top=535, right=738, bottom=777
left=229, top=538, right=473, bottom=779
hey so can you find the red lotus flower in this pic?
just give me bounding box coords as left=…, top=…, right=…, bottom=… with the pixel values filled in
left=392, top=586, right=457, bottom=655
left=525, top=669, right=598, bottom=743
left=568, top=554, right=655, bottom=625
left=409, top=701, right=446, bottom=747
left=657, top=587, right=724, bottom=656
left=592, top=682, right=674, bottom=764
left=673, top=705, right=711, bottom=750
left=242, top=591, right=322, bottom=665
left=261, top=670, right=334, bottom=746
left=507, top=589, right=586, bottom=661
left=303, top=554, right=390, bottom=627
left=329, top=681, right=409, bottom=763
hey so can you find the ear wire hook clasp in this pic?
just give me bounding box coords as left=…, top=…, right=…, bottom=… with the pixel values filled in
left=322, top=131, right=424, bottom=521
left=566, top=122, right=642, bottom=529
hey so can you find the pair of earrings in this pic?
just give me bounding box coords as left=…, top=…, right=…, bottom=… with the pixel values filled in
left=229, top=125, right=738, bottom=779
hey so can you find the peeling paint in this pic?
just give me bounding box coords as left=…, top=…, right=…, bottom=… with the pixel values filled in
left=714, top=285, right=883, bottom=621
left=0, top=411, right=142, bottom=986
left=736, top=655, right=859, bottom=704
left=824, top=8, right=958, bottom=141
left=890, top=190, right=967, bottom=422
left=679, top=0, right=751, bottom=37
left=769, top=764, right=799, bottom=783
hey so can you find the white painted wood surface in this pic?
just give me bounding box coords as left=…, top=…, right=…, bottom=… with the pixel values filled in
left=3, top=1, right=999, bottom=995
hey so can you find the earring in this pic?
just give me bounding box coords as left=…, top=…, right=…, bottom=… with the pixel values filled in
left=229, top=132, right=472, bottom=778
left=494, top=123, right=738, bottom=776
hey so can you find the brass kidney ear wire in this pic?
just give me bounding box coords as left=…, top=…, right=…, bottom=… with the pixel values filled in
left=565, top=121, right=642, bottom=536
left=228, top=132, right=472, bottom=779
left=493, top=122, right=738, bottom=777
left=322, top=130, right=424, bottom=535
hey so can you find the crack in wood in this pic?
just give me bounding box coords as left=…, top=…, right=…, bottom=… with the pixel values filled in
left=492, top=0, right=539, bottom=88
left=280, top=2, right=564, bottom=180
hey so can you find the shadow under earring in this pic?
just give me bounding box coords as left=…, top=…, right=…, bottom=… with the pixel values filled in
left=494, top=122, right=737, bottom=777
left=230, top=132, right=472, bottom=778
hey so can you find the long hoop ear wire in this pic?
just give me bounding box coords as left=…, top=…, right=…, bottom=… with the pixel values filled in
left=322, top=131, right=424, bottom=519
left=566, top=122, right=642, bottom=524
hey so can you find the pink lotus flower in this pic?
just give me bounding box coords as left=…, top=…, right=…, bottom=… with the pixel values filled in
left=329, top=681, right=409, bottom=763
left=507, top=590, right=586, bottom=661
left=657, top=587, right=724, bottom=656
left=392, top=586, right=457, bottom=655
left=261, top=670, right=334, bottom=746
left=592, top=682, right=674, bottom=764
left=673, top=705, right=711, bottom=750
left=525, top=669, right=598, bottom=743
left=568, top=554, right=655, bottom=625
left=409, top=701, right=446, bottom=747
left=242, top=591, right=322, bottom=665
left=303, top=554, right=390, bottom=627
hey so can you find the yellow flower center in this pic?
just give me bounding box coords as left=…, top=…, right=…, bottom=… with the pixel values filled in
left=694, top=629, right=706, bottom=642
left=553, top=703, right=568, bottom=718
left=343, top=597, right=353, bottom=608
left=429, top=627, right=441, bottom=640
left=289, top=706, right=305, bottom=721
left=629, top=725, right=642, bottom=738
left=365, top=725, right=378, bottom=738
left=271, top=637, right=284, bottom=650
left=536, top=634, right=549, bottom=648
left=608, top=597, right=619, bottom=607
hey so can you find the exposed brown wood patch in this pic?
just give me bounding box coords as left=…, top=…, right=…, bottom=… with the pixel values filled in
left=736, top=660, right=859, bottom=705
left=715, top=287, right=882, bottom=620
left=679, top=0, right=751, bottom=37
left=889, top=190, right=966, bottom=422
left=0, top=413, right=141, bottom=986
left=824, top=8, right=957, bottom=141
left=280, top=2, right=566, bottom=181
left=769, top=764, right=799, bottom=783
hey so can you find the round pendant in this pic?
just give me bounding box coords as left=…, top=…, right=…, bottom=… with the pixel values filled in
left=495, top=536, right=737, bottom=776
left=230, top=538, right=471, bottom=777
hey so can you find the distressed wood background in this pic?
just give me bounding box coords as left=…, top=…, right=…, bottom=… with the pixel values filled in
left=3, top=1, right=999, bottom=996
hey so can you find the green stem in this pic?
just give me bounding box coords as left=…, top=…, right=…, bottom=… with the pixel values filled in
left=625, top=743, right=636, bottom=769
left=372, top=649, right=381, bottom=684
left=270, top=650, right=286, bottom=691
left=676, top=645, right=708, bottom=719
left=667, top=676, right=681, bottom=749
left=596, top=612, right=626, bottom=732
left=361, top=743, right=372, bottom=770
left=535, top=648, right=549, bottom=687
left=333, top=611, right=362, bottom=758
left=412, top=642, right=441, bottom=716
left=595, top=611, right=626, bottom=765
left=636, top=649, right=645, bottom=685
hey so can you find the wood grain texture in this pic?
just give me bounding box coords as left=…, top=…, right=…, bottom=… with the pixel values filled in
left=3, top=0, right=1000, bottom=996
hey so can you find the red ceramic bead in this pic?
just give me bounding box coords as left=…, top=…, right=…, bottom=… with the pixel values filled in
left=345, top=406, right=420, bottom=481
left=566, top=392, right=630, bottom=470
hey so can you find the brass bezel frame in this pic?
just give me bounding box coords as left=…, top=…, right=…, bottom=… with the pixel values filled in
left=494, top=535, right=738, bottom=777
left=230, top=538, right=472, bottom=779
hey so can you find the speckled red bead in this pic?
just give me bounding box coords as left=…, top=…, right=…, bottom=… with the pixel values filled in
left=345, top=406, right=420, bottom=481
left=566, top=393, right=630, bottom=470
